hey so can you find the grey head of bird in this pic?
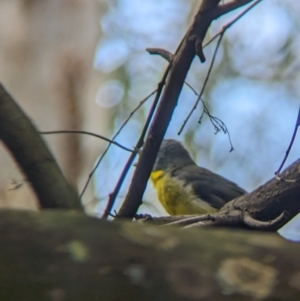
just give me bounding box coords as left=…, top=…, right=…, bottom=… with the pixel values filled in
left=153, top=139, right=195, bottom=172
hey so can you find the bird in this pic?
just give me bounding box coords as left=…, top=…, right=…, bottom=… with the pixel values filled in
left=150, top=139, right=246, bottom=215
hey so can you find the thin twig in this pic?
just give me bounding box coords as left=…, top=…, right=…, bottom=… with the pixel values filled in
left=146, top=45, right=233, bottom=149
left=213, top=0, right=261, bottom=19
left=178, top=32, right=224, bottom=135
left=40, top=130, right=135, bottom=153
left=242, top=211, right=288, bottom=230
left=146, top=48, right=174, bottom=62
left=275, top=175, right=297, bottom=183
left=79, top=89, right=157, bottom=201
left=162, top=214, right=216, bottom=227
left=185, top=80, right=233, bottom=151
left=177, top=0, right=262, bottom=135
left=184, top=209, right=242, bottom=229
left=204, top=0, right=262, bottom=49
left=275, top=106, right=300, bottom=176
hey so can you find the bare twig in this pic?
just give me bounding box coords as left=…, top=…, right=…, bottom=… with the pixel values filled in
left=178, top=32, right=224, bottom=135
left=242, top=211, right=288, bottom=230
left=163, top=214, right=216, bottom=227
left=40, top=130, right=135, bottom=153
left=146, top=48, right=174, bottom=62
left=165, top=209, right=288, bottom=231
left=183, top=210, right=288, bottom=231
left=204, top=0, right=262, bottom=49
left=177, top=0, right=262, bottom=136
left=275, top=175, right=297, bottom=183
left=185, top=77, right=234, bottom=151
left=183, top=211, right=239, bottom=229
left=213, top=0, right=261, bottom=19
left=145, top=47, right=232, bottom=147
left=79, top=89, right=156, bottom=201
left=275, top=106, right=300, bottom=176
left=135, top=213, right=200, bottom=225
left=180, top=210, right=290, bottom=231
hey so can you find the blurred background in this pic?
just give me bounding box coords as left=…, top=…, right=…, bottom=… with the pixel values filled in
left=0, top=0, right=299, bottom=240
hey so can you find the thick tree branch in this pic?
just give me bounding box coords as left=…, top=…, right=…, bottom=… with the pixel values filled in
left=142, top=157, right=300, bottom=231
left=0, top=84, right=81, bottom=210
left=0, top=210, right=299, bottom=301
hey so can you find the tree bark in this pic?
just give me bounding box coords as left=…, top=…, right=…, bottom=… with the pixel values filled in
left=0, top=210, right=299, bottom=301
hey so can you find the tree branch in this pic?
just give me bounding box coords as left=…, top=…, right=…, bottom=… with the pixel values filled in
left=118, top=0, right=257, bottom=219
left=118, top=0, right=223, bottom=218
left=142, top=157, right=300, bottom=231
left=242, top=211, right=288, bottom=230
left=0, top=84, right=81, bottom=210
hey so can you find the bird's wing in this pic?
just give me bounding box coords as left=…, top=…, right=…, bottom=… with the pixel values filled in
left=173, top=165, right=246, bottom=210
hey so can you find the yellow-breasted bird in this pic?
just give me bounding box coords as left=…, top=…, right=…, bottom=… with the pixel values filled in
left=151, top=139, right=246, bottom=215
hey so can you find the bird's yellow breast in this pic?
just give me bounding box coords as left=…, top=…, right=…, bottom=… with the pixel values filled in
left=150, top=170, right=217, bottom=215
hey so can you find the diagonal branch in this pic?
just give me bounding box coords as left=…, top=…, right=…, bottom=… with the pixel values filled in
left=0, top=84, right=81, bottom=210
left=118, top=0, right=257, bottom=219
left=141, top=156, right=300, bottom=231
left=118, top=0, right=222, bottom=218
